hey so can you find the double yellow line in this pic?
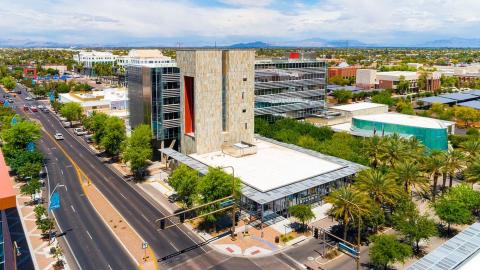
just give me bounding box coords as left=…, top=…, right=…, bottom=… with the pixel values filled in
left=44, top=130, right=159, bottom=270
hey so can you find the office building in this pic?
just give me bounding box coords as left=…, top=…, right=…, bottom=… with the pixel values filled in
left=160, top=49, right=364, bottom=221
left=176, top=49, right=255, bottom=155
left=328, top=62, right=358, bottom=80
left=127, top=59, right=180, bottom=147
left=254, top=57, right=327, bottom=120
left=356, top=69, right=441, bottom=91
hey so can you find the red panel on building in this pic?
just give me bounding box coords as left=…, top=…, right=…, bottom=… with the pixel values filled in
left=289, top=52, right=300, bottom=59
left=184, top=76, right=195, bottom=134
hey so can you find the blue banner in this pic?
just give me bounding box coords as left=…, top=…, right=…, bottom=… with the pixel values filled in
left=10, top=115, right=17, bottom=125
left=26, top=142, right=35, bottom=152
left=3, top=100, right=9, bottom=107
left=49, top=91, right=55, bottom=102
left=49, top=191, right=61, bottom=211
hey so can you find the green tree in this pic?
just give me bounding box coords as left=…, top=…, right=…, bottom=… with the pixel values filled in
left=85, top=112, right=109, bottom=144
left=332, top=89, right=353, bottom=104
left=464, top=157, right=480, bottom=186
left=59, top=102, right=83, bottom=122
left=1, top=75, right=17, bottom=91
left=423, top=151, right=446, bottom=201
left=443, top=150, right=466, bottom=188
left=391, top=160, right=428, bottom=194
left=355, top=169, right=401, bottom=207
left=329, top=75, right=350, bottom=86
left=461, top=140, right=480, bottom=163
left=393, top=201, right=437, bottom=253
left=363, top=136, right=385, bottom=168
left=288, top=204, right=315, bottom=231
left=1, top=120, right=41, bottom=149
left=100, top=116, right=126, bottom=157
left=371, top=91, right=395, bottom=106
left=197, top=167, right=241, bottom=222
left=324, top=186, right=370, bottom=240
left=397, top=75, right=410, bottom=94
left=20, top=179, right=41, bottom=199
left=123, top=124, right=152, bottom=178
left=369, top=234, right=412, bottom=270
left=433, top=194, right=472, bottom=234
left=168, top=164, right=200, bottom=207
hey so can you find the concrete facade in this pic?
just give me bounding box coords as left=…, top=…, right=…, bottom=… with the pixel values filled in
left=177, top=49, right=255, bottom=155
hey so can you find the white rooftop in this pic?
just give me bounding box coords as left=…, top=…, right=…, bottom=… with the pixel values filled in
left=189, top=139, right=344, bottom=192
left=353, top=113, right=454, bottom=129
left=331, top=102, right=387, bottom=112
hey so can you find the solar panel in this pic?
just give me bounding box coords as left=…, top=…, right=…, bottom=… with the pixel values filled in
left=458, top=101, right=480, bottom=110
left=440, top=93, right=478, bottom=101
left=418, top=96, right=456, bottom=104
left=407, top=223, right=480, bottom=270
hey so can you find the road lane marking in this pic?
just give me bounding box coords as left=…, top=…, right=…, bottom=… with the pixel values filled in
left=86, top=230, right=93, bottom=240
left=141, top=214, right=148, bottom=222
left=64, top=185, right=68, bottom=192
left=120, top=193, right=127, bottom=200
left=61, top=169, right=64, bottom=175
left=108, top=264, right=113, bottom=270
left=71, top=205, right=76, bottom=213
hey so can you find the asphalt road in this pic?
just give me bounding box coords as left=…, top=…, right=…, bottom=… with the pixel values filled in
left=3, top=85, right=136, bottom=270
left=11, top=84, right=311, bottom=270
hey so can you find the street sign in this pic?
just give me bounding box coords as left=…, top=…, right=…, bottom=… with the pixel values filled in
left=142, top=242, right=149, bottom=249
left=338, top=242, right=359, bottom=257
left=49, top=191, right=61, bottom=211
left=220, top=200, right=234, bottom=208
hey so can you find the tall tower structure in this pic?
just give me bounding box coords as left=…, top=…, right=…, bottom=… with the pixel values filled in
left=176, top=49, right=255, bottom=155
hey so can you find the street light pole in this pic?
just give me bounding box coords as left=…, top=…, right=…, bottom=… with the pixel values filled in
left=335, top=196, right=364, bottom=270
left=220, top=166, right=236, bottom=240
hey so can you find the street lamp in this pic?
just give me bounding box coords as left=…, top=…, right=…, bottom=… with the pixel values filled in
left=334, top=196, right=366, bottom=270
left=220, top=166, right=236, bottom=240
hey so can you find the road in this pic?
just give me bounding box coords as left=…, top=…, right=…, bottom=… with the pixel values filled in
left=10, top=84, right=317, bottom=270
left=3, top=85, right=137, bottom=270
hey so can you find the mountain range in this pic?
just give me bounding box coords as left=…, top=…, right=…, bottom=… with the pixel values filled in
left=2, top=37, right=480, bottom=48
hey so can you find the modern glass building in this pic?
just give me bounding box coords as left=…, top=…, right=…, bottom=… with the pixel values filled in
left=351, top=113, right=453, bottom=150
left=254, top=58, right=327, bottom=120
left=127, top=64, right=181, bottom=147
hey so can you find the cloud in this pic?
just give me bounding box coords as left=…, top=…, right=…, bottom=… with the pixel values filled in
left=0, top=0, right=479, bottom=45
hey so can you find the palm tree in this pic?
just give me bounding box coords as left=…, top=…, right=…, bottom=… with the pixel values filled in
left=381, top=134, right=407, bottom=168
left=461, top=140, right=480, bottom=163
left=355, top=169, right=401, bottom=207
left=363, top=135, right=385, bottom=168
left=464, top=157, right=480, bottom=186
left=391, top=160, right=428, bottom=195
left=444, top=149, right=466, bottom=188
left=405, top=137, right=425, bottom=159
left=324, top=186, right=370, bottom=240
left=422, top=150, right=446, bottom=201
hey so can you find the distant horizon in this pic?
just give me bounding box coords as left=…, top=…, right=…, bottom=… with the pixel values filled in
left=1, top=0, right=480, bottom=47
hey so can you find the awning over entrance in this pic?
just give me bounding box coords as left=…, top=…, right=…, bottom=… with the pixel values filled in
left=159, top=148, right=209, bottom=175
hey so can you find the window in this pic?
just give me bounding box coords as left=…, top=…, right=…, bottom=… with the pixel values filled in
left=245, top=123, right=247, bottom=130
left=242, top=92, right=244, bottom=99
left=243, top=77, right=247, bottom=82
left=242, top=109, right=246, bottom=113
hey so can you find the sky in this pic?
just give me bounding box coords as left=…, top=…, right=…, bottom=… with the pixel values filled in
left=1, top=0, right=480, bottom=46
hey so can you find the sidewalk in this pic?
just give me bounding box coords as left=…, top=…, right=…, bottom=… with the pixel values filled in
left=14, top=183, right=69, bottom=270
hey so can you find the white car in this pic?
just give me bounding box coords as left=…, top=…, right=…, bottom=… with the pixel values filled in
left=37, top=105, right=45, bottom=109
left=54, top=132, right=64, bottom=140
left=25, top=97, right=33, bottom=101
left=74, top=128, right=88, bottom=136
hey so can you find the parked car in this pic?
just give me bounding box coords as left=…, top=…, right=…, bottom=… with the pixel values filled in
left=30, top=106, right=38, bottom=112
left=59, top=117, right=67, bottom=122
left=168, top=194, right=178, bottom=203
left=25, top=96, right=33, bottom=101
left=23, top=105, right=29, bottom=111
left=37, top=105, right=45, bottom=109
left=42, top=107, right=49, bottom=113
left=61, top=121, right=71, bottom=128
left=74, top=128, right=88, bottom=136
left=84, top=135, right=94, bottom=144
left=54, top=133, right=64, bottom=140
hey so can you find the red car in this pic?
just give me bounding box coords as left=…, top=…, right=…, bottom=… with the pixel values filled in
left=23, top=104, right=29, bottom=111
left=30, top=106, right=38, bottom=112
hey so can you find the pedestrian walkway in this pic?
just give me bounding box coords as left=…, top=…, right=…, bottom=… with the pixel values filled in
left=14, top=183, right=69, bottom=270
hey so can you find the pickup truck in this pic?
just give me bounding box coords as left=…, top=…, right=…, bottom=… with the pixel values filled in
left=74, top=128, right=88, bottom=136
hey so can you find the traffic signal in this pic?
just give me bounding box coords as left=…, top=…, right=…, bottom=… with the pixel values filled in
left=314, top=228, right=319, bottom=239
left=160, top=219, right=165, bottom=230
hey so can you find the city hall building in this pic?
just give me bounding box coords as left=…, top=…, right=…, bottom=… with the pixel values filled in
left=158, top=49, right=364, bottom=221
